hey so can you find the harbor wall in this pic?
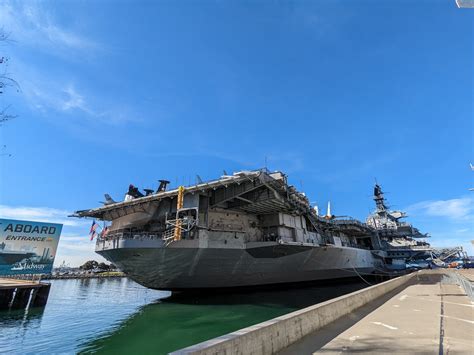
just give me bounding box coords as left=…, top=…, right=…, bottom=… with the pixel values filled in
left=171, top=273, right=416, bottom=355
left=0, top=278, right=51, bottom=310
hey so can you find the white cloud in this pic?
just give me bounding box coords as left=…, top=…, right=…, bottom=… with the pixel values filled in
left=60, top=234, right=89, bottom=242
left=407, top=197, right=474, bottom=222
left=0, top=2, right=140, bottom=126
left=61, top=86, right=87, bottom=112
left=58, top=241, right=92, bottom=253
left=405, top=196, right=474, bottom=255
left=55, top=234, right=106, bottom=266
left=0, top=204, right=84, bottom=227
left=0, top=1, right=96, bottom=53
left=13, top=61, right=138, bottom=125
left=30, top=82, right=97, bottom=118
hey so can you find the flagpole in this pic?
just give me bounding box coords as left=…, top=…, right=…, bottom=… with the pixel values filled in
left=89, top=220, right=109, bottom=241
left=89, top=220, right=101, bottom=241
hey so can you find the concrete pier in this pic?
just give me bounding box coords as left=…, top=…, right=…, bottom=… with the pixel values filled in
left=0, top=278, right=51, bottom=310
left=281, top=270, right=473, bottom=354
left=171, top=270, right=474, bottom=355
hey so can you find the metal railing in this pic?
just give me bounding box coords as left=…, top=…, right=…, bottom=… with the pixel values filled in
left=457, top=273, right=474, bottom=301
left=330, top=218, right=370, bottom=228
left=385, top=245, right=431, bottom=250
left=163, top=217, right=197, bottom=246
left=97, top=218, right=198, bottom=246
left=96, top=231, right=162, bottom=243
left=444, top=271, right=474, bottom=301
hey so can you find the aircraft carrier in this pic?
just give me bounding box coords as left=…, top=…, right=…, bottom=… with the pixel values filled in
left=74, top=169, right=431, bottom=290
left=0, top=242, right=35, bottom=265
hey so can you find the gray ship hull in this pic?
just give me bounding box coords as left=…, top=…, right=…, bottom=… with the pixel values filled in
left=77, top=169, right=429, bottom=290
left=97, top=242, right=378, bottom=290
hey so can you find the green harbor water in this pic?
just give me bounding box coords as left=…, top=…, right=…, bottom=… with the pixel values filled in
left=0, top=278, right=367, bottom=354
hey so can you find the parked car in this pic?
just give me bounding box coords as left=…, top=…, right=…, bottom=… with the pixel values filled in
left=462, top=262, right=474, bottom=269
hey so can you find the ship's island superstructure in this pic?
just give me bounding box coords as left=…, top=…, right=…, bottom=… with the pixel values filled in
left=366, top=184, right=431, bottom=268
left=74, top=169, right=431, bottom=290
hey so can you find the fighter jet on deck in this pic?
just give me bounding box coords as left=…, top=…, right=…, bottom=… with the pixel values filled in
left=100, top=194, right=117, bottom=205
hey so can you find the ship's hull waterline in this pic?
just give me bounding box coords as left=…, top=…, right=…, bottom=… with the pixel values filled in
left=76, top=170, right=430, bottom=290
left=97, top=243, right=379, bottom=290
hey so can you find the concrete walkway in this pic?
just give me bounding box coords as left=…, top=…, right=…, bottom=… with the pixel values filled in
left=0, top=278, right=41, bottom=289
left=280, top=272, right=474, bottom=354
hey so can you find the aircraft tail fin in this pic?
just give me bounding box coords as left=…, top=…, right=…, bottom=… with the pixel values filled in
left=104, top=194, right=116, bottom=205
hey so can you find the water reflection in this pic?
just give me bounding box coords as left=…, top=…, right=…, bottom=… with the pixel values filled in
left=0, top=278, right=371, bottom=355
left=0, top=306, right=45, bottom=333
left=0, top=278, right=167, bottom=354
left=81, top=280, right=368, bottom=355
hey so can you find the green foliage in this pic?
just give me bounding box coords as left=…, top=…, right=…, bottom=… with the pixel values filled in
left=80, top=260, right=99, bottom=270
left=98, top=262, right=109, bottom=270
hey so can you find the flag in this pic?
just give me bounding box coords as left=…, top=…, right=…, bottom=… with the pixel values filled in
left=89, top=220, right=98, bottom=241
left=100, top=226, right=109, bottom=238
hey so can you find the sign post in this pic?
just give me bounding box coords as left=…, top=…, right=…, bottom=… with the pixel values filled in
left=0, top=218, right=63, bottom=276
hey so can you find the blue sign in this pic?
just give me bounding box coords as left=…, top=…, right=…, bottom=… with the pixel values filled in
left=0, top=218, right=62, bottom=275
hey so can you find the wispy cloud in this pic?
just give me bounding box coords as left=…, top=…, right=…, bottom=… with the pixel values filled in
left=407, top=196, right=474, bottom=222
left=405, top=196, right=474, bottom=254
left=55, top=233, right=104, bottom=266
left=1, top=2, right=139, bottom=126
left=61, top=86, right=88, bottom=112
left=0, top=204, right=84, bottom=227
left=60, top=233, right=89, bottom=242
left=12, top=57, right=139, bottom=125
left=0, top=1, right=96, bottom=53
left=58, top=240, right=94, bottom=253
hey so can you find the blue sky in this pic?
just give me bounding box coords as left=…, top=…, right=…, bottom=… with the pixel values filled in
left=0, top=0, right=472, bottom=266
